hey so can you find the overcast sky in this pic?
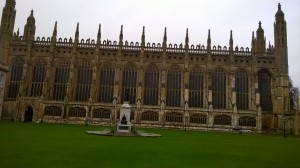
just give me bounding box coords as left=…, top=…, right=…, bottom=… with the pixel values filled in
left=1, top=0, right=299, bottom=88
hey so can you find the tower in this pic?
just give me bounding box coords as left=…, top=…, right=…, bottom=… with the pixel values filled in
left=0, top=0, right=15, bottom=120
left=273, top=3, right=289, bottom=116
left=0, top=0, right=16, bottom=64
left=255, top=21, right=266, bottom=53
left=274, top=3, right=288, bottom=76
left=23, top=10, right=36, bottom=41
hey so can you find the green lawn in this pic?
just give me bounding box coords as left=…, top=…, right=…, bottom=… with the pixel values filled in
left=0, top=122, right=299, bottom=168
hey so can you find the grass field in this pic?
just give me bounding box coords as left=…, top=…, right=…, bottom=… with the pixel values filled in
left=0, top=122, right=299, bottom=168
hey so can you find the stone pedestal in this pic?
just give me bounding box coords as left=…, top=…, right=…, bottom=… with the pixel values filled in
left=117, top=101, right=132, bottom=133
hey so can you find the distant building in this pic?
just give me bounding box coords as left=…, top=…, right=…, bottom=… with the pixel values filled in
left=0, top=0, right=291, bottom=131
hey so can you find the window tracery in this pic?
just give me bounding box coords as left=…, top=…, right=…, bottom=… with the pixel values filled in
left=144, top=64, right=159, bottom=105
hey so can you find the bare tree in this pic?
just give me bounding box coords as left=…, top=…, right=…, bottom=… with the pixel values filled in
left=289, top=77, right=299, bottom=111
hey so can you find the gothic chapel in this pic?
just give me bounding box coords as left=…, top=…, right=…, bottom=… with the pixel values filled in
left=0, top=0, right=291, bottom=132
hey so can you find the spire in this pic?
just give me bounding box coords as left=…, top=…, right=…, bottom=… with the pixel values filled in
left=75, top=22, right=79, bottom=43
left=119, top=25, right=123, bottom=43
left=17, top=28, right=19, bottom=36
left=229, top=30, right=233, bottom=51
left=51, top=21, right=57, bottom=42
left=256, top=21, right=264, bottom=35
left=185, top=28, right=189, bottom=48
left=163, top=27, right=167, bottom=48
left=275, top=3, right=284, bottom=18
left=27, top=10, right=35, bottom=23
left=97, top=24, right=101, bottom=44
left=207, top=29, right=211, bottom=47
left=52, top=21, right=57, bottom=37
left=141, top=26, right=145, bottom=47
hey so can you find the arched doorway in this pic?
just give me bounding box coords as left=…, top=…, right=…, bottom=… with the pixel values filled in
left=24, top=106, right=33, bottom=122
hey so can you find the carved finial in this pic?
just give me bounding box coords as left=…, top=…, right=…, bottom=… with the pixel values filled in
left=229, top=30, right=233, bottom=50
left=163, top=27, right=167, bottom=48
left=278, top=3, right=281, bottom=11
left=185, top=28, right=189, bottom=43
left=164, top=27, right=167, bottom=38
left=97, top=24, right=101, bottom=44
left=26, top=9, right=35, bottom=23
left=53, top=21, right=57, bottom=36
left=207, top=29, right=211, bottom=45
left=141, top=26, right=145, bottom=46
left=75, top=22, right=79, bottom=42
left=119, top=25, right=123, bottom=42
left=76, top=22, right=79, bottom=33
left=142, top=26, right=145, bottom=36
left=259, top=21, right=262, bottom=28
left=275, top=3, right=284, bottom=17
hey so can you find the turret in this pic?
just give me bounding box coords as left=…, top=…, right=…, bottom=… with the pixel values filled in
left=0, top=0, right=16, bottom=64
left=23, top=10, right=36, bottom=41
left=0, top=0, right=16, bottom=35
left=255, top=21, right=266, bottom=53
left=274, top=3, right=288, bottom=75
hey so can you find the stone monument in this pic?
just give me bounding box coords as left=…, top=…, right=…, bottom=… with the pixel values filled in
left=116, top=89, right=132, bottom=133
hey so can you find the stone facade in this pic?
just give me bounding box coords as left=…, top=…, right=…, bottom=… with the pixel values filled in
left=0, top=0, right=291, bottom=132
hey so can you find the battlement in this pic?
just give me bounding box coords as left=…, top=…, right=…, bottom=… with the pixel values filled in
left=10, top=35, right=275, bottom=56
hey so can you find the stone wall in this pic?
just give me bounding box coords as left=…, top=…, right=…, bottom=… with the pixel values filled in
left=295, top=110, right=300, bottom=136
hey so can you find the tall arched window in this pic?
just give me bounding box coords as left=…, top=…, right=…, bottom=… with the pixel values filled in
left=166, top=65, right=182, bottom=107
left=144, top=64, right=159, bottom=105
left=212, top=68, right=226, bottom=109
left=31, top=59, right=47, bottom=97
left=189, top=66, right=204, bottom=108
left=258, top=70, right=272, bottom=111
left=53, top=59, right=70, bottom=100
left=8, top=57, right=24, bottom=98
left=121, top=63, right=137, bottom=104
left=99, top=63, right=115, bottom=103
left=235, top=69, right=249, bottom=110
left=76, top=61, right=93, bottom=101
